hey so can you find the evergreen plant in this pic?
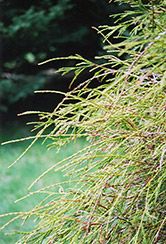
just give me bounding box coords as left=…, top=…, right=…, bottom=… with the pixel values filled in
left=1, top=0, right=166, bottom=243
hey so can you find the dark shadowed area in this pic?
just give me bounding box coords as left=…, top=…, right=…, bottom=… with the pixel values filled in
left=0, top=0, right=125, bottom=125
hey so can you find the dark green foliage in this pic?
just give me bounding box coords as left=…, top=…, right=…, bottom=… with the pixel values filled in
left=1, top=0, right=121, bottom=113
left=1, top=0, right=118, bottom=74
left=0, top=74, right=46, bottom=112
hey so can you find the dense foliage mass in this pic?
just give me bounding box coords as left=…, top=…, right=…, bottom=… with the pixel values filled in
left=1, top=0, right=118, bottom=74
left=0, top=0, right=121, bottom=113
left=1, top=0, right=166, bottom=243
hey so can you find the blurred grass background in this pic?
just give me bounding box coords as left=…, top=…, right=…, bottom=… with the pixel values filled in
left=0, top=123, right=88, bottom=243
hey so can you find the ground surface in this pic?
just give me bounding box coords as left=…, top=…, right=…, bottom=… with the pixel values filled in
left=0, top=123, right=87, bottom=243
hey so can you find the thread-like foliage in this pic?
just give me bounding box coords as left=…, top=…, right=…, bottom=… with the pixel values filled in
left=1, top=0, right=166, bottom=243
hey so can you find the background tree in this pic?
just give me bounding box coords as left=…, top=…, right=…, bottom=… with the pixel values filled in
left=2, top=0, right=118, bottom=74
left=1, top=0, right=124, bottom=118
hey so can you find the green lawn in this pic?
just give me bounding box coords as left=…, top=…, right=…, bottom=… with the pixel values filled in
left=0, top=123, right=87, bottom=243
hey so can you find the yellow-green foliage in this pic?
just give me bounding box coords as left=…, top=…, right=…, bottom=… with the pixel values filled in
left=1, top=0, right=166, bottom=243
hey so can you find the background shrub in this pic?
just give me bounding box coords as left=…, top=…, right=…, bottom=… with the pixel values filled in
left=1, top=0, right=125, bottom=114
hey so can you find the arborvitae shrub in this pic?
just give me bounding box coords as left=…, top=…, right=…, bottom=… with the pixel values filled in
left=1, top=0, right=166, bottom=243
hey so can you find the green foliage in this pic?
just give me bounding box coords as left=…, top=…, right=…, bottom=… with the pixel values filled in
left=1, top=0, right=116, bottom=73
left=1, top=0, right=166, bottom=243
left=1, top=0, right=119, bottom=112
left=1, top=0, right=73, bottom=72
left=0, top=74, right=46, bottom=112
